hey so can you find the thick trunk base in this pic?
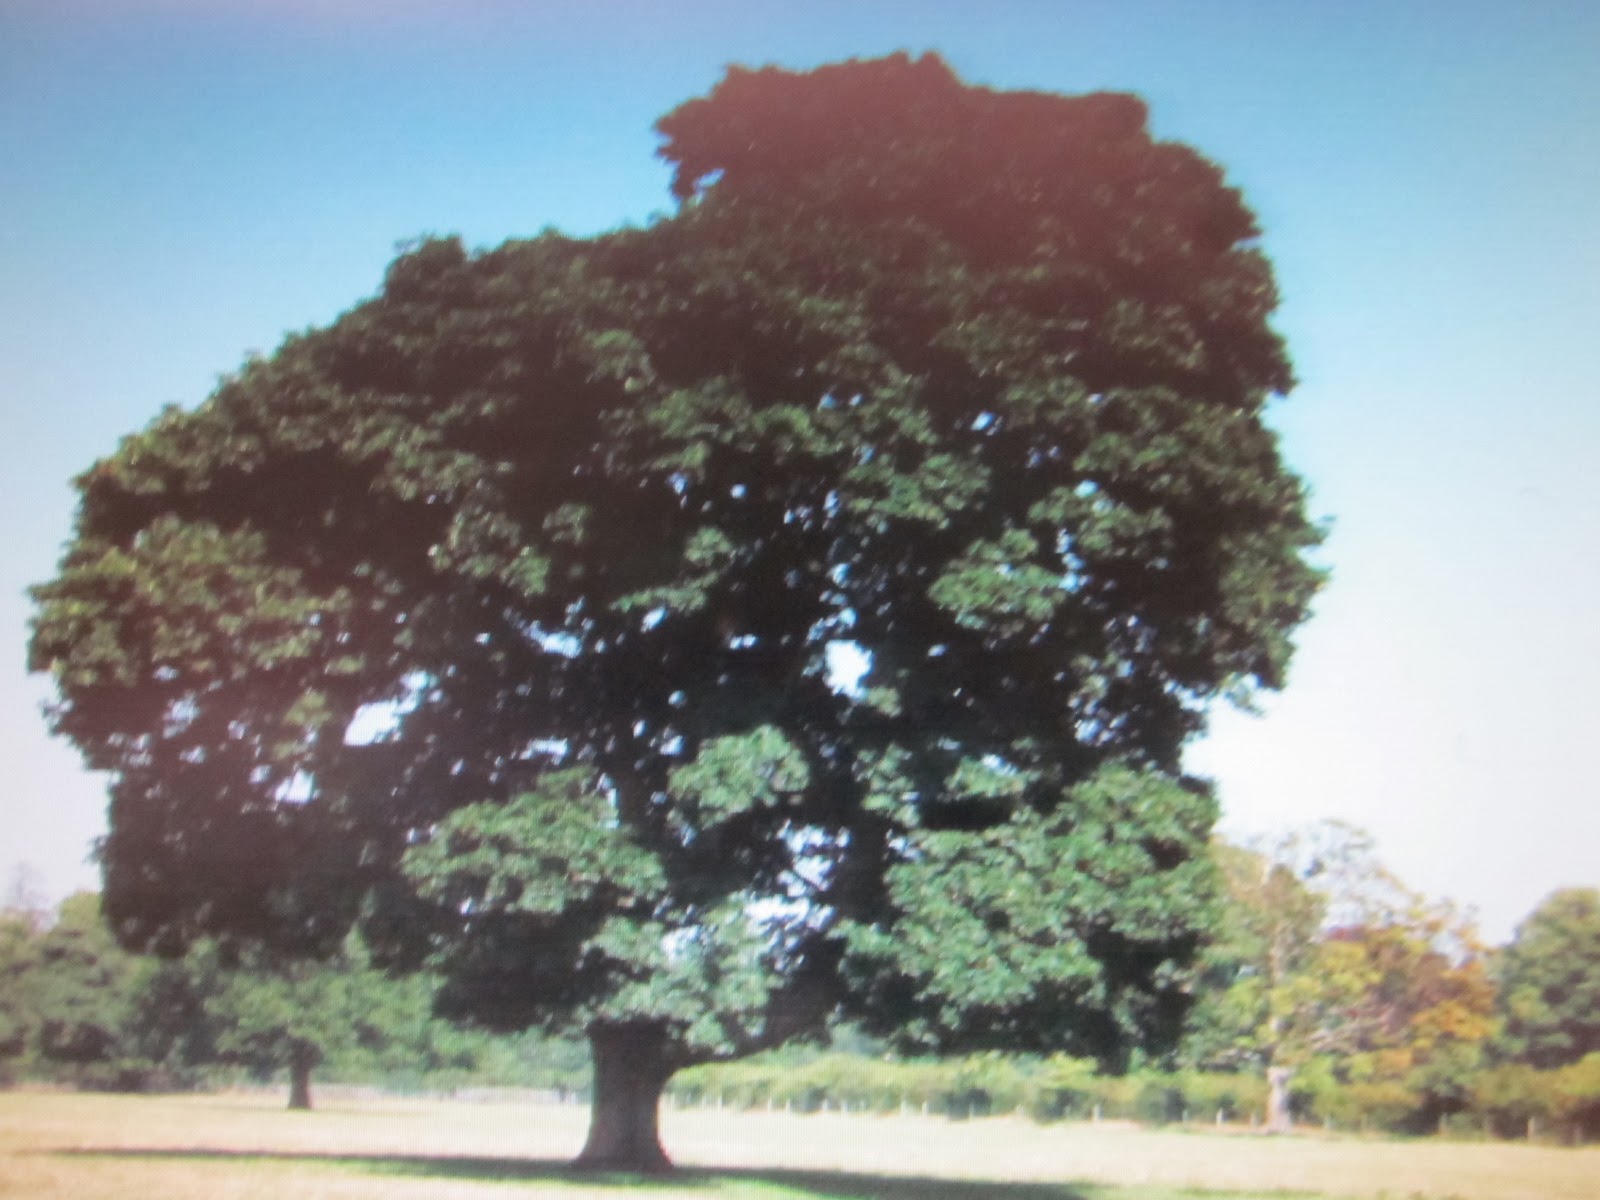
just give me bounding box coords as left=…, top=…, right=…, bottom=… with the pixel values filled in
left=288, top=1062, right=313, bottom=1110
left=574, top=1023, right=675, bottom=1174
left=287, top=1041, right=320, bottom=1111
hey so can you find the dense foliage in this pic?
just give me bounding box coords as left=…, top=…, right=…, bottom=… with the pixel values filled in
left=1495, top=888, right=1600, bottom=1070
left=0, top=893, right=135, bottom=1086
left=30, top=54, right=1322, bottom=1165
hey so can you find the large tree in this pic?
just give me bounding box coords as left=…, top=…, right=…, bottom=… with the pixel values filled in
left=30, top=54, right=1320, bottom=1170
left=1496, top=888, right=1600, bottom=1070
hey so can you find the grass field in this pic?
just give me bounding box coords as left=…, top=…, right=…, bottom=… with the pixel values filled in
left=1, top=1090, right=1595, bottom=1200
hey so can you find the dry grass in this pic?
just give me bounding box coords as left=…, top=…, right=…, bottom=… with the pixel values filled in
left=2, top=1089, right=1596, bottom=1200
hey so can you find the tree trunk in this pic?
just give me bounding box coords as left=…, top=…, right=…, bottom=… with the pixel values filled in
left=287, top=1041, right=320, bottom=1111
left=575, top=1022, right=676, bottom=1174
left=1265, top=1065, right=1293, bottom=1134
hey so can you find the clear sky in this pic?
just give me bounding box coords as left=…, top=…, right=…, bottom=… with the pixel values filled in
left=2, top=0, right=1596, bottom=944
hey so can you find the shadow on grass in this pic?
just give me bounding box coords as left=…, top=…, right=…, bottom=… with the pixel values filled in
left=58, top=1147, right=1105, bottom=1198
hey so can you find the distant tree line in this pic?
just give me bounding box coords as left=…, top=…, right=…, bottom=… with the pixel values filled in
left=0, top=887, right=586, bottom=1104
left=675, top=836, right=1600, bottom=1143
left=2, top=838, right=1596, bottom=1141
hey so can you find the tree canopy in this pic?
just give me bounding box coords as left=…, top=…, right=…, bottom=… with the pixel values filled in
left=1496, top=888, right=1600, bottom=1070
left=30, top=53, right=1321, bottom=1169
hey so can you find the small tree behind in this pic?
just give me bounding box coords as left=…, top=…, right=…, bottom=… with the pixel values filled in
left=206, top=940, right=434, bottom=1110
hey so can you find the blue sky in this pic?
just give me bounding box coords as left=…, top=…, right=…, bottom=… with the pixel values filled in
left=2, top=0, right=1596, bottom=942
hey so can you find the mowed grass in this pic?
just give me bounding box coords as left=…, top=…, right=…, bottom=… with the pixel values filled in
left=2, top=1090, right=1596, bottom=1200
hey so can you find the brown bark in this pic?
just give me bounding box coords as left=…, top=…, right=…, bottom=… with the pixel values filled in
left=574, top=1022, right=676, bottom=1173
left=287, top=1041, right=320, bottom=1111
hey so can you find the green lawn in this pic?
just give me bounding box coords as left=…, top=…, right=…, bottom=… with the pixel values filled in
left=2, top=1090, right=1594, bottom=1200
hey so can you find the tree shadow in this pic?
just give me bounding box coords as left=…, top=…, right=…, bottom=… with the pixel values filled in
left=59, top=1148, right=1103, bottom=1197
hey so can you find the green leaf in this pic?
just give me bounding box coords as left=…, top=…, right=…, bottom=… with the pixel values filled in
left=669, top=727, right=809, bottom=823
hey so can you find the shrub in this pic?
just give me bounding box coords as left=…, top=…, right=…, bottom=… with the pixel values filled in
left=1312, top=1080, right=1423, bottom=1132
left=1471, top=1064, right=1557, bottom=1139
left=1023, top=1054, right=1099, bottom=1121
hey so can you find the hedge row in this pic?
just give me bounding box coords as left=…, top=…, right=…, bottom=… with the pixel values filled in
left=669, top=1053, right=1265, bottom=1124
left=668, top=1051, right=1600, bottom=1142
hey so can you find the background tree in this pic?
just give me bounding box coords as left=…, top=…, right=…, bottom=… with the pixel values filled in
left=2, top=864, right=49, bottom=918
left=1182, top=832, right=1330, bottom=1130
left=29, top=893, right=136, bottom=1073
left=1495, top=887, right=1600, bottom=1069
left=30, top=53, right=1321, bottom=1170
left=1184, top=825, right=1493, bottom=1132
left=0, top=867, right=57, bottom=1080
left=0, top=892, right=143, bottom=1086
left=1316, top=901, right=1495, bottom=1130
left=204, top=939, right=449, bottom=1110
left=0, top=898, right=46, bottom=1076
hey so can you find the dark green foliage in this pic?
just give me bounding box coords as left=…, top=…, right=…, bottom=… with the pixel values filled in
left=0, top=892, right=149, bottom=1088
left=203, top=941, right=420, bottom=1107
left=22, top=894, right=136, bottom=1072
left=30, top=53, right=1320, bottom=1115
left=845, top=765, right=1216, bottom=1062
left=121, top=953, right=220, bottom=1084
left=0, top=906, right=44, bottom=1068
left=1496, top=887, right=1600, bottom=1069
